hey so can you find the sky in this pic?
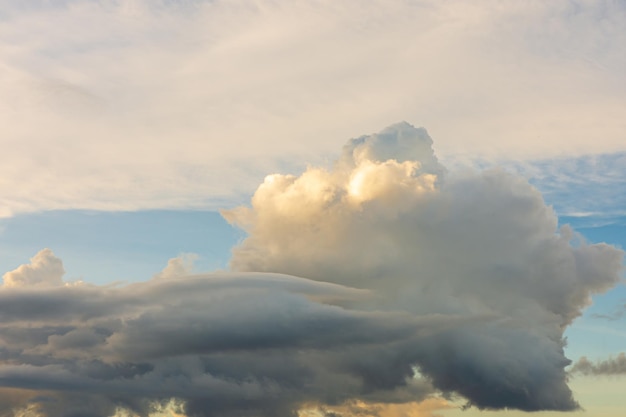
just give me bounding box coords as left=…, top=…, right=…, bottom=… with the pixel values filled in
left=0, top=1, right=625, bottom=416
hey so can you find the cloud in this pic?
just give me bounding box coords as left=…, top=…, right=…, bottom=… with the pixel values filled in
left=300, top=397, right=454, bottom=417
left=153, top=253, right=198, bottom=280
left=2, top=249, right=65, bottom=288
left=224, top=122, right=624, bottom=411
left=570, top=353, right=626, bottom=376
left=0, top=254, right=441, bottom=417
left=468, top=151, right=626, bottom=219
left=591, top=300, right=626, bottom=321
left=1, top=0, right=625, bottom=216
left=0, top=123, right=623, bottom=416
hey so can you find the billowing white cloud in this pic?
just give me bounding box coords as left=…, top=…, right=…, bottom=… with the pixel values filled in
left=2, top=248, right=65, bottom=288
left=1, top=0, right=625, bottom=216
left=225, top=122, right=624, bottom=411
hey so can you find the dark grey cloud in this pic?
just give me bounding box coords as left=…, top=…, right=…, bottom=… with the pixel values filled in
left=0, top=255, right=441, bottom=417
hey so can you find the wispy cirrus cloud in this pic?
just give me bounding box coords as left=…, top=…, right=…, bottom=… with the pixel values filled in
left=1, top=0, right=625, bottom=216
left=442, top=150, right=626, bottom=225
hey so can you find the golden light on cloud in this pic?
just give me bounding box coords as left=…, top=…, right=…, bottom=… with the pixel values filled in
left=298, top=397, right=454, bottom=417
left=347, top=160, right=436, bottom=204
left=375, top=398, right=455, bottom=417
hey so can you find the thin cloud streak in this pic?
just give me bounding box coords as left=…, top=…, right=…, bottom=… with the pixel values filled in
left=464, top=151, right=626, bottom=220
left=570, top=353, right=626, bottom=376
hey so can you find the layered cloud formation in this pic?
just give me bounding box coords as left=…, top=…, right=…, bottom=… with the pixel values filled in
left=0, top=123, right=623, bottom=416
left=1, top=251, right=428, bottom=417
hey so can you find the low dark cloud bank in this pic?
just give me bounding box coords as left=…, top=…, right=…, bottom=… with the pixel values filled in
left=0, top=262, right=435, bottom=417
left=1, top=123, right=624, bottom=416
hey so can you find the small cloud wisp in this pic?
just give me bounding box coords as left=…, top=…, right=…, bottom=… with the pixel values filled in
left=570, top=353, right=626, bottom=376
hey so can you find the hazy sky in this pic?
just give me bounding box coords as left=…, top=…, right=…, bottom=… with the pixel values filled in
left=0, top=1, right=625, bottom=417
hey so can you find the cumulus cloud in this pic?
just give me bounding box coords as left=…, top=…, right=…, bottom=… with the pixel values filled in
left=0, top=123, right=623, bottom=416
left=153, top=253, right=198, bottom=280
left=2, top=249, right=64, bottom=288
left=224, top=122, right=624, bottom=411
